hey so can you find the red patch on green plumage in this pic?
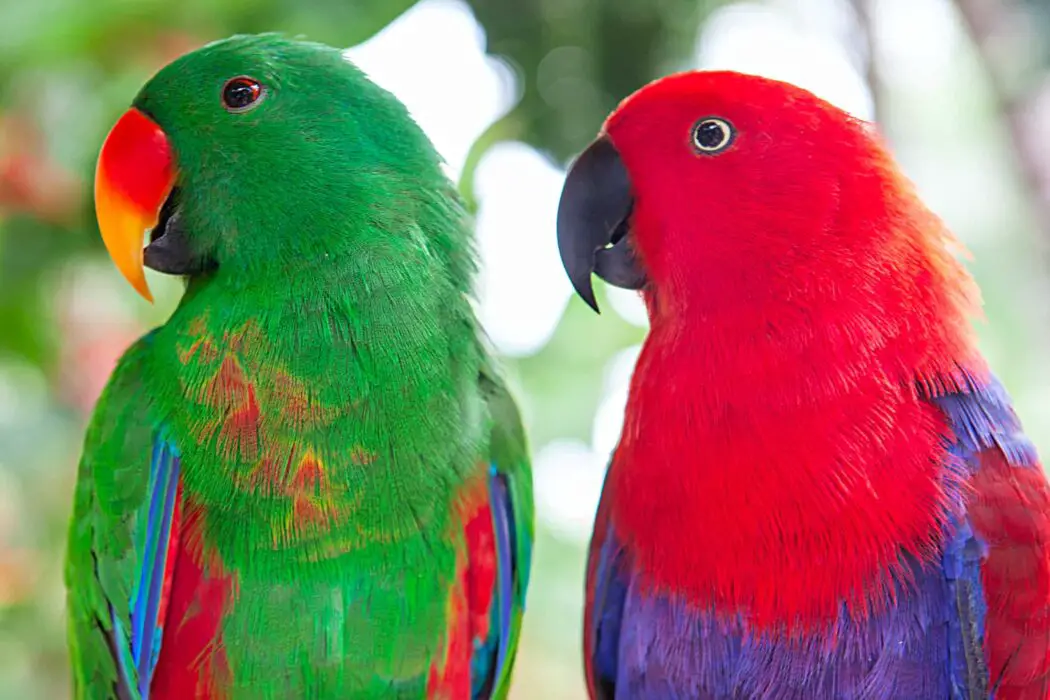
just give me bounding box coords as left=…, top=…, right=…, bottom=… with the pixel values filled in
left=291, top=452, right=323, bottom=491
left=349, top=445, right=378, bottom=465
left=427, top=551, right=472, bottom=699
left=461, top=476, right=497, bottom=641
left=270, top=370, right=347, bottom=428
left=425, top=473, right=500, bottom=697
left=289, top=451, right=331, bottom=528
left=195, top=355, right=259, bottom=462
left=181, top=319, right=349, bottom=460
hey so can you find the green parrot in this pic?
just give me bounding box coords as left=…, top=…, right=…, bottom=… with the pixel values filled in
left=65, top=33, right=533, bottom=700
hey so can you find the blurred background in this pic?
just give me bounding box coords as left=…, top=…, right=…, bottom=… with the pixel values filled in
left=1, top=0, right=1049, bottom=697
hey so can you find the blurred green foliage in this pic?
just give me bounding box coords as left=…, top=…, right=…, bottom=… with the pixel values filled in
left=468, top=0, right=723, bottom=160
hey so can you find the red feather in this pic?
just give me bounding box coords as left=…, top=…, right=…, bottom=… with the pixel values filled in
left=971, top=450, right=1050, bottom=698
left=427, top=472, right=500, bottom=698
left=151, top=501, right=233, bottom=700
left=462, top=480, right=497, bottom=640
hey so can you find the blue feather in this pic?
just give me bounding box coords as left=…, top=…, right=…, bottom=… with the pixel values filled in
left=591, top=523, right=628, bottom=691
left=110, top=610, right=137, bottom=696
left=117, top=435, right=181, bottom=700
left=469, top=466, right=518, bottom=699
left=488, top=470, right=514, bottom=677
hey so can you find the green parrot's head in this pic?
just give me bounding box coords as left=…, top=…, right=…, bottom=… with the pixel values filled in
left=94, top=34, right=453, bottom=301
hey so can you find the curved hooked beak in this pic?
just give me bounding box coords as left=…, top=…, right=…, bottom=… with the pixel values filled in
left=94, top=108, right=175, bottom=302
left=556, top=136, right=646, bottom=313
left=96, top=108, right=208, bottom=302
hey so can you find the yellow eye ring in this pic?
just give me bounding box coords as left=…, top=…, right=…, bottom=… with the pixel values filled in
left=692, top=117, right=735, bottom=154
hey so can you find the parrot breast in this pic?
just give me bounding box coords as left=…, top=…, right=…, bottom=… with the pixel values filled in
left=608, top=323, right=972, bottom=631
left=604, top=156, right=984, bottom=631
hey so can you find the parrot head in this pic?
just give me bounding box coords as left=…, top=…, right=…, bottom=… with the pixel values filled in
left=95, top=34, right=445, bottom=301
left=557, top=71, right=973, bottom=324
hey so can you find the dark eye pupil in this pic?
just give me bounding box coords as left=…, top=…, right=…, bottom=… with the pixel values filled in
left=696, top=121, right=726, bottom=149
left=223, top=80, right=259, bottom=110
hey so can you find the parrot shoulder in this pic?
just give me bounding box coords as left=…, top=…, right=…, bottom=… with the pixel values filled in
left=65, top=329, right=185, bottom=699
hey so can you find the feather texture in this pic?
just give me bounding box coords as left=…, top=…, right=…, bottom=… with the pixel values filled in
left=130, top=440, right=181, bottom=698
left=943, top=379, right=1050, bottom=699
left=585, top=374, right=1047, bottom=699
left=575, top=70, right=1050, bottom=700
left=65, top=35, right=533, bottom=699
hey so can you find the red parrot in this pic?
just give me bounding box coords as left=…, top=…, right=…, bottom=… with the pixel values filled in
left=556, top=71, right=1050, bottom=699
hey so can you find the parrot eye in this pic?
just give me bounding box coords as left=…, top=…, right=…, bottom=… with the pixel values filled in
left=222, top=77, right=265, bottom=113
left=692, top=118, right=734, bottom=154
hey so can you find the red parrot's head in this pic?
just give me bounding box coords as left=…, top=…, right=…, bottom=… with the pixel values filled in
left=557, top=71, right=976, bottom=332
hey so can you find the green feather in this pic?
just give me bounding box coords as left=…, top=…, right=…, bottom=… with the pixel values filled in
left=66, top=34, right=534, bottom=699
left=479, top=364, right=535, bottom=699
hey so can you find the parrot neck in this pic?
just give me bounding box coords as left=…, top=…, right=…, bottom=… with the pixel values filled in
left=610, top=255, right=984, bottom=633
left=148, top=246, right=484, bottom=569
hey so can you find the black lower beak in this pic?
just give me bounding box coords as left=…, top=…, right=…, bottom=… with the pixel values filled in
left=144, top=188, right=216, bottom=276
left=556, top=136, right=646, bottom=313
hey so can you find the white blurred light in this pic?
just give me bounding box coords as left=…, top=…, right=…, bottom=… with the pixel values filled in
left=533, top=439, right=607, bottom=541
left=868, top=0, right=1009, bottom=246
left=606, top=286, right=649, bottom=328
left=0, top=360, right=47, bottom=426
left=344, top=0, right=517, bottom=180
left=591, top=344, right=642, bottom=459
left=346, top=3, right=570, bottom=357
left=772, top=0, right=855, bottom=43
left=474, top=142, right=573, bottom=356
left=695, top=2, right=874, bottom=121
left=533, top=345, right=642, bottom=542
left=872, top=0, right=963, bottom=93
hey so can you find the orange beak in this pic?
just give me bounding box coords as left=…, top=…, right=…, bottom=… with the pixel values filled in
left=94, top=108, right=176, bottom=302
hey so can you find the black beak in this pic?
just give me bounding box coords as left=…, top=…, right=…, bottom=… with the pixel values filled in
left=556, top=136, right=646, bottom=313
left=143, top=188, right=216, bottom=276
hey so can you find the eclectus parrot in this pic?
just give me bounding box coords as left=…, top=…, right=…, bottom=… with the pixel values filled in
left=557, top=71, right=1050, bottom=699
left=66, top=34, right=533, bottom=700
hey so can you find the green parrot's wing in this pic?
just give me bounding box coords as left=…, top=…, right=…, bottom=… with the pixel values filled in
left=475, top=364, right=534, bottom=700
left=65, top=332, right=181, bottom=700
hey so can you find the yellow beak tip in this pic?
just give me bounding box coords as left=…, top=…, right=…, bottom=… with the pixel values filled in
left=133, top=279, right=155, bottom=304
left=94, top=108, right=173, bottom=306
left=112, top=257, right=154, bottom=303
